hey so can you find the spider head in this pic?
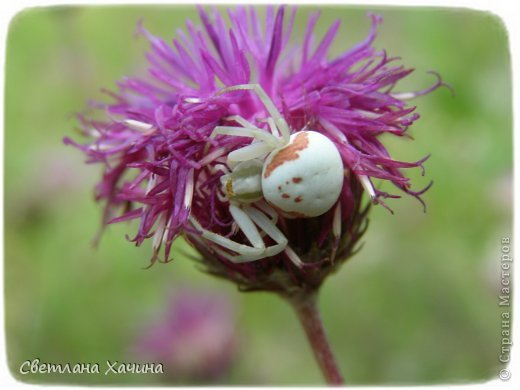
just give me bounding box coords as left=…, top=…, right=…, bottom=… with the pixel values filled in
left=221, top=159, right=263, bottom=203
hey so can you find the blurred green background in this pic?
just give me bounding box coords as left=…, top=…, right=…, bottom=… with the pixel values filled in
left=4, top=5, right=512, bottom=385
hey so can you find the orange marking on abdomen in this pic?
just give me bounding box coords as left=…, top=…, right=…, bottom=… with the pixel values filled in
left=264, top=132, right=309, bottom=178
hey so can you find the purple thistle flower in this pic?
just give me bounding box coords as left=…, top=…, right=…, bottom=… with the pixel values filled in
left=66, top=6, right=448, bottom=293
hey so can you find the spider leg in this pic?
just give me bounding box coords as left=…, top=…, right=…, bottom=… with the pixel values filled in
left=207, top=115, right=281, bottom=157
left=223, top=115, right=256, bottom=129
left=210, top=126, right=280, bottom=147
left=254, top=200, right=279, bottom=224
left=229, top=204, right=265, bottom=249
left=283, top=245, right=304, bottom=268
left=189, top=204, right=288, bottom=263
left=227, top=141, right=273, bottom=165
left=242, top=206, right=287, bottom=247
left=229, top=205, right=288, bottom=261
left=218, top=84, right=291, bottom=144
left=267, top=117, right=281, bottom=138
left=253, top=117, right=280, bottom=138
left=225, top=114, right=284, bottom=146
left=239, top=205, right=288, bottom=261
left=246, top=205, right=304, bottom=268
left=189, top=216, right=265, bottom=260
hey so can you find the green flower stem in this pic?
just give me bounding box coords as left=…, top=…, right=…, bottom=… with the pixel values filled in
left=288, top=291, right=344, bottom=385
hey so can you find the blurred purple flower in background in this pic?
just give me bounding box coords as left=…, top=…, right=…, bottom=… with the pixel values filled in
left=132, top=289, right=238, bottom=383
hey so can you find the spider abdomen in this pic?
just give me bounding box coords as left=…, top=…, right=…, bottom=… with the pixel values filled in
left=261, top=131, right=344, bottom=218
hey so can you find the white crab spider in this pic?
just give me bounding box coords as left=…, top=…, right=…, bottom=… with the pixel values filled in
left=189, top=84, right=344, bottom=264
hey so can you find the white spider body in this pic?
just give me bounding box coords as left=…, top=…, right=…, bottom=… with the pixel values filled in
left=262, top=130, right=343, bottom=218
left=189, top=84, right=345, bottom=265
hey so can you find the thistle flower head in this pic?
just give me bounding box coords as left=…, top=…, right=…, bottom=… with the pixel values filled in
left=66, top=6, right=448, bottom=295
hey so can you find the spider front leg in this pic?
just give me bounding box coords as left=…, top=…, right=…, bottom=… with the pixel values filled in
left=208, top=118, right=280, bottom=165
left=217, top=84, right=291, bottom=144
left=189, top=204, right=288, bottom=263
left=242, top=205, right=288, bottom=248
left=227, top=142, right=274, bottom=164
left=189, top=215, right=265, bottom=261
left=232, top=204, right=288, bottom=262
left=223, top=115, right=256, bottom=129
left=210, top=126, right=279, bottom=148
